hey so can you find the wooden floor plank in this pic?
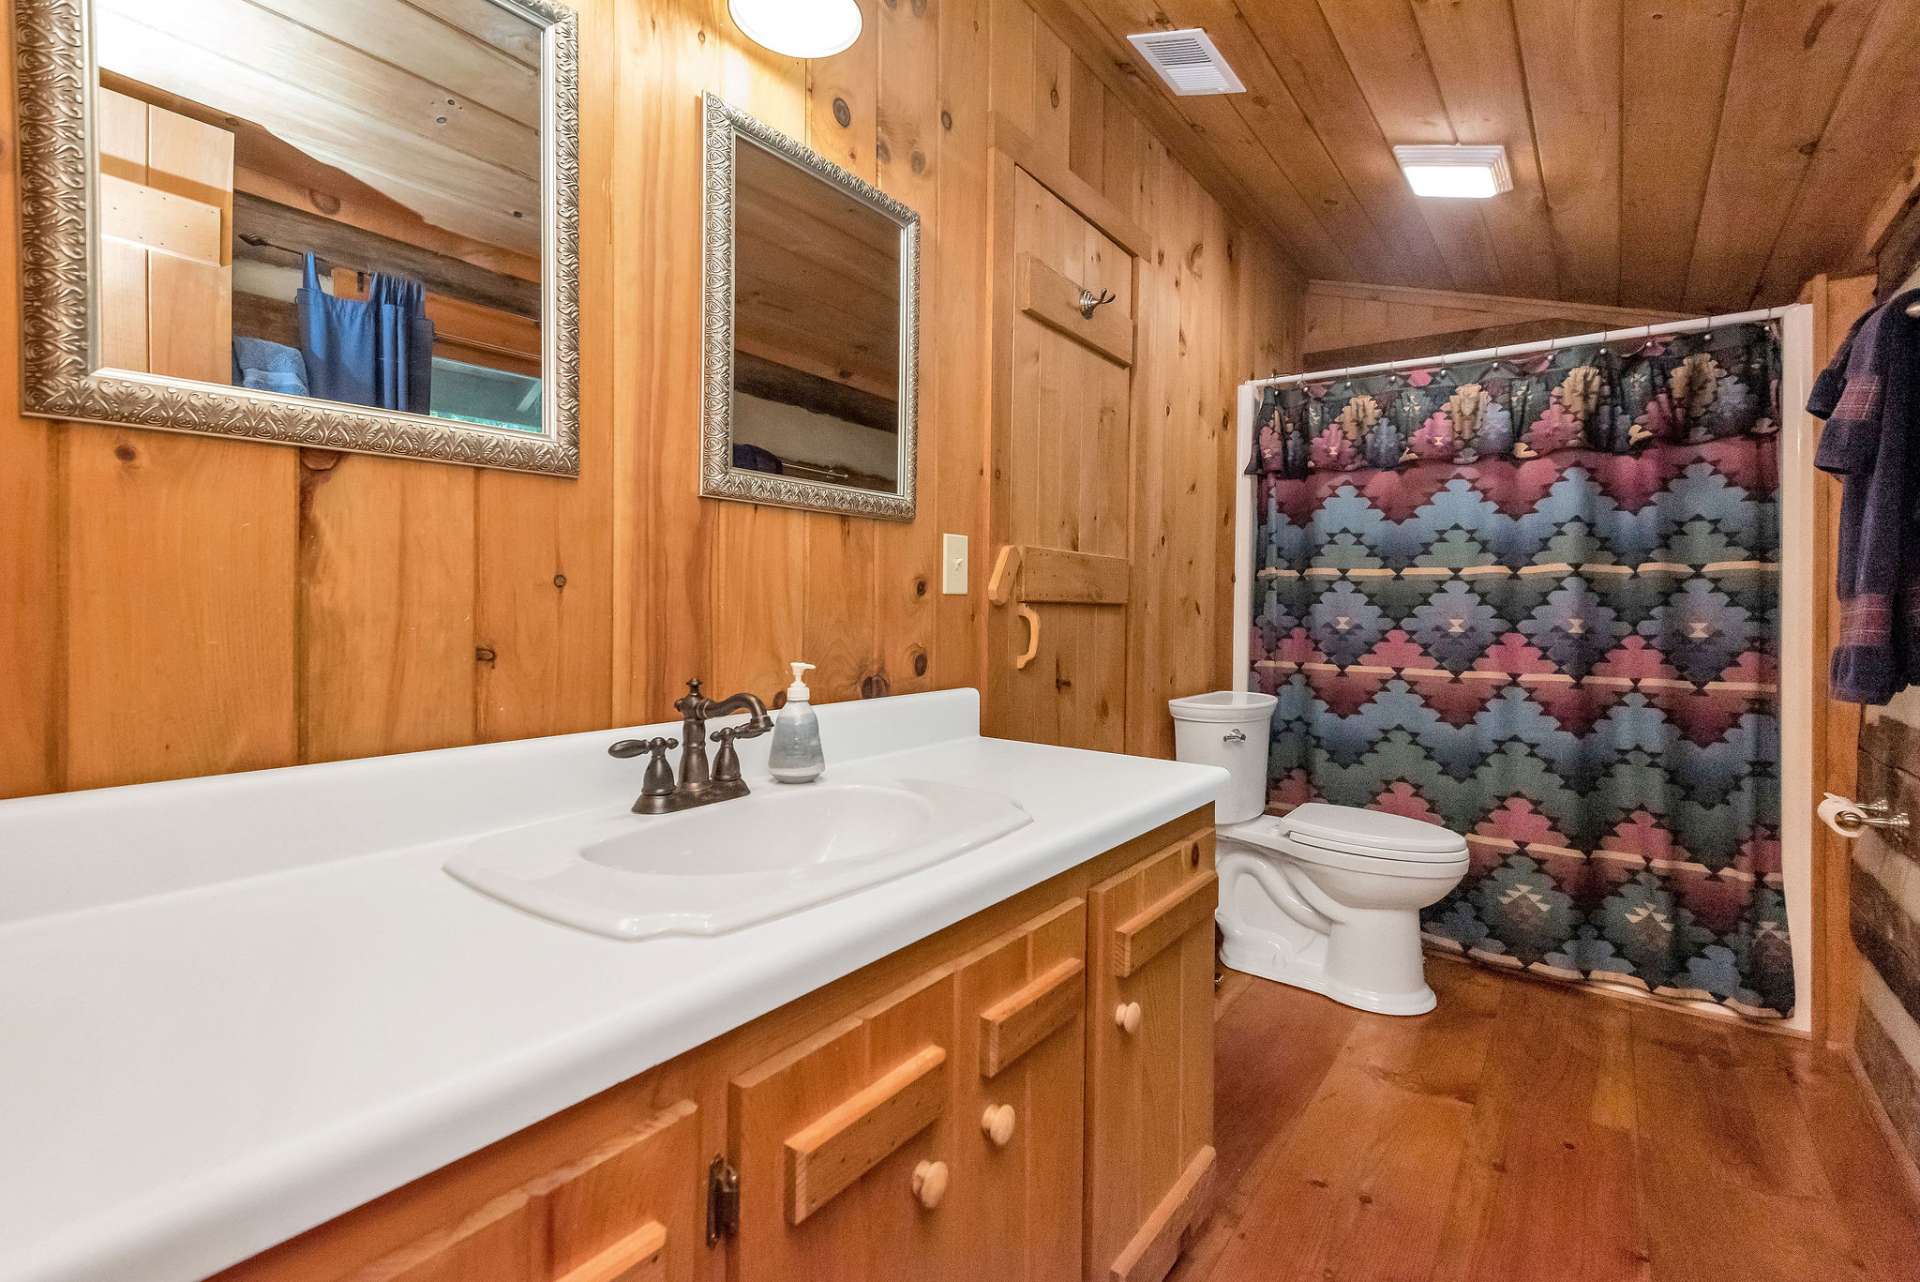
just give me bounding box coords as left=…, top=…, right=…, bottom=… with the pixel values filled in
left=1184, top=968, right=1920, bottom=1282
left=1428, top=980, right=1648, bottom=1282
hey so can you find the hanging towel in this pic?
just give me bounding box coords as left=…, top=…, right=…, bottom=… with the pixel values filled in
left=295, top=253, right=435, bottom=415
left=1809, top=288, right=1920, bottom=704
left=231, top=336, right=309, bottom=397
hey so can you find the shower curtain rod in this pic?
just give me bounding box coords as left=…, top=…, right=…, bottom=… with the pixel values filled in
left=1248, top=305, right=1793, bottom=392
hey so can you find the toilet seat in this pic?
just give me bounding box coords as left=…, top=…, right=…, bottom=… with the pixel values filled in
left=1276, top=803, right=1467, bottom=862
left=1281, top=832, right=1467, bottom=879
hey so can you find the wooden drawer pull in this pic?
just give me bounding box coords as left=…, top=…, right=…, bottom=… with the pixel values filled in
left=981, top=1103, right=1017, bottom=1148
left=784, top=1044, right=948, bottom=1226
left=978, top=956, right=1085, bottom=1078
left=1110, top=869, right=1217, bottom=978
left=1114, top=1001, right=1142, bottom=1036
left=555, top=1220, right=668, bottom=1282
left=912, top=1159, right=950, bottom=1210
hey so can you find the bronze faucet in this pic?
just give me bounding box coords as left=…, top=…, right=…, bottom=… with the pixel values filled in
left=608, top=678, right=775, bottom=815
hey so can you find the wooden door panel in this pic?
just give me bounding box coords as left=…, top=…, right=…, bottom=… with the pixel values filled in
left=535, top=1102, right=700, bottom=1282
left=954, top=898, right=1087, bottom=1282
left=1086, top=834, right=1216, bottom=1282
left=731, top=970, right=959, bottom=1280
left=352, top=1101, right=701, bottom=1282
left=990, top=161, right=1136, bottom=751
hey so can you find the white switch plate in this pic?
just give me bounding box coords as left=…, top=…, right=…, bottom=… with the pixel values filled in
left=941, top=533, right=968, bottom=595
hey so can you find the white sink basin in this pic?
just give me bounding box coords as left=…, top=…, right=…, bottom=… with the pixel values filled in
left=444, top=776, right=1032, bottom=939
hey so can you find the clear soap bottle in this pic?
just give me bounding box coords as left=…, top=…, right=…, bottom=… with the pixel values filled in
left=768, top=661, right=824, bottom=783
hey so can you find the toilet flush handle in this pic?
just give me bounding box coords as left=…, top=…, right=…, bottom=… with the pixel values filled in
left=1223, top=729, right=1247, bottom=744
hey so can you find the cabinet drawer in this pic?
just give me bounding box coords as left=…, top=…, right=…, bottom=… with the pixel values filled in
left=350, top=1100, right=700, bottom=1282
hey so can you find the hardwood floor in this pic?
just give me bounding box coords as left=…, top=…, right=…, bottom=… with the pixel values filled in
left=1177, top=962, right=1920, bottom=1282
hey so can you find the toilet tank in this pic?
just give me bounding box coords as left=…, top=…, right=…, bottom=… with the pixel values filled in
left=1168, top=690, right=1277, bottom=824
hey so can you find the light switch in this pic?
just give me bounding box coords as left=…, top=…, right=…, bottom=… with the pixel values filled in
left=941, top=533, right=969, bottom=595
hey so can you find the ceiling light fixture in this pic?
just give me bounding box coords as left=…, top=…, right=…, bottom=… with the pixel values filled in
left=1392, top=145, right=1512, bottom=199
left=729, top=0, right=863, bottom=60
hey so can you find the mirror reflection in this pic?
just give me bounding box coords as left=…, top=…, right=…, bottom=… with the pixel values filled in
left=90, top=0, right=546, bottom=434
left=729, top=135, right=904, bottom=493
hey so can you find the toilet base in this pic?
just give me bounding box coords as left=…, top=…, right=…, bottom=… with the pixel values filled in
left=1218, top=916, right=1438, bottom=1017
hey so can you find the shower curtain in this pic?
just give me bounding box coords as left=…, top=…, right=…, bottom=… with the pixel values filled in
left=1247, top=321, right=1793, bottom=1018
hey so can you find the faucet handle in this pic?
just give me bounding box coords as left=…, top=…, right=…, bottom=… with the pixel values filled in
left=711, top=727, right=743, bottom=783
left=608, top=735, right=678, bottom=759
left=610, top=737, right=681, bottom=814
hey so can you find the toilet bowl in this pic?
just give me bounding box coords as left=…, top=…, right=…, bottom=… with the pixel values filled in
left=1169, top=692, right=1469, bottom=1016
left=1215, top=807, right=1467, bottom=1015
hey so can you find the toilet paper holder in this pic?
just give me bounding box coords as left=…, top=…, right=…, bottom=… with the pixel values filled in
left=1831, top=796, right=1911, bottom=833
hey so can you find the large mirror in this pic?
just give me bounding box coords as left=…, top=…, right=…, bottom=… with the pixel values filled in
left=701, top=94, right=919, bottom=520
left=13, top=0, right=579, bottom=475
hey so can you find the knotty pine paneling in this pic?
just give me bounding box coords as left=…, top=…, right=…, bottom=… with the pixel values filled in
left=0, top=0, right=1301, bottom=799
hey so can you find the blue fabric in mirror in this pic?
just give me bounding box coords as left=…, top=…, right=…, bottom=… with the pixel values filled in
left=296, top=253, right=434, bottom=415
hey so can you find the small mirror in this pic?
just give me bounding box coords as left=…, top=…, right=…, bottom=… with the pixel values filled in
left=13, top=0, right=580, bottom=474
left=701, top=95, right=919, bottom=520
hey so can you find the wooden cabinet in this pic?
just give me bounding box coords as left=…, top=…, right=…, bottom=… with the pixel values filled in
left=212, top=810, right=1212, bottom=1282
left=351, top=1100, right=702, bottom=1282
left=1086, top=832, right=1218, bottom=1282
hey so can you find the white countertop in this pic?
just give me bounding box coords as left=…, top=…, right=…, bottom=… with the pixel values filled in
left=0, top=690, right=1222, bottom=1282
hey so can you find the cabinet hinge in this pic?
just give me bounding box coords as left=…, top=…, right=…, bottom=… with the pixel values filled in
left=707, top=1154, right=740, bottom=1246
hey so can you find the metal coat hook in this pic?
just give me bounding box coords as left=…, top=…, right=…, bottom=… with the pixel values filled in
left=1077, top=287, right=1116, bottom=319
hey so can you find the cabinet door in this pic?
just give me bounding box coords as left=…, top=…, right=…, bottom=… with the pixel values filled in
left=1086, top=831, right=1218, bottom=1282
left=730, top=968, right=959, bottom=1281
left=352, top=1100, right=702, bottom=1282
left=953, top=897, right=1088, bottom=1282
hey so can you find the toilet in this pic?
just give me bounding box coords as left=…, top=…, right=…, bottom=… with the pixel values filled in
left=1170, top=691, right=1469, bottom=1016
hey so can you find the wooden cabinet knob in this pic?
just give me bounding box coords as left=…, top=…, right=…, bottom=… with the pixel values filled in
left=911, top=1159, right=950, bottom=1210
left=981, top=1103, right=1017, bottom=1148
left=1114, top=1000, right=1142, bottom=1035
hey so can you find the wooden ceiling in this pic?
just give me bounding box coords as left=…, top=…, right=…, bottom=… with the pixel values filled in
left=1036, top=0, right=1920, bottom=311
left=95, top=0, right=541, bottom=258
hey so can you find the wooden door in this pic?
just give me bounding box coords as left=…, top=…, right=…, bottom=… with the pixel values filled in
left=730, top=968, right=961, bottom=1280
left=350, top=1100, right=703, bottom=1282
left=987, top=164, right=1136, bottom=751
left=952, top=897, right=1088, bottom=1282
left=96, top=87, right=235, bottom=383
left=1085, top=833, right=1218, bottom=1282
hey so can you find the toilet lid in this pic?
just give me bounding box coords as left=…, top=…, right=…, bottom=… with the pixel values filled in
left=1276, top=803, right=1467, bottom=863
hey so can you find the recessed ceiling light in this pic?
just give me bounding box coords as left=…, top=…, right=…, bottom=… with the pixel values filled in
left=729, top=0, right=863, bottom=59
left=1392, top=145, right=1512, bottom=199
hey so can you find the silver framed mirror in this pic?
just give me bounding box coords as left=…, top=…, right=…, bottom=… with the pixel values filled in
left=700, top=93, right=919, bottom=520
left=12, top=0, right=581, bottom=476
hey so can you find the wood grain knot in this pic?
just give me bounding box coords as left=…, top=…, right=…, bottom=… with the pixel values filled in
left=833, top=98, right=852, bottom=129
left=475, top=646, right=497, bottom=664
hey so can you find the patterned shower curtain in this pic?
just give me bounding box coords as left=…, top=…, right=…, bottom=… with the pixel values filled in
left=1247, top=322, right=1793, bottom=1018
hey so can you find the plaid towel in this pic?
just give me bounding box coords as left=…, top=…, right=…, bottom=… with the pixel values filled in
left=1810, top=289, right=1920, bottom=703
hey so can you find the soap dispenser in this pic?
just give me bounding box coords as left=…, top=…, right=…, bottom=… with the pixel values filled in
left=768, top=661, right=824, bottom=783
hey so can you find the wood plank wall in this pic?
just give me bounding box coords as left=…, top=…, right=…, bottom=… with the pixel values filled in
left=1301, top=280, right=1683, bottom=367
left=0, top=0, right=1301, bottom=800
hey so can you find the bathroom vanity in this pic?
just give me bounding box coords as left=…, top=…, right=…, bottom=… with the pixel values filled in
left=0, top=690, right=1223, bottom=1282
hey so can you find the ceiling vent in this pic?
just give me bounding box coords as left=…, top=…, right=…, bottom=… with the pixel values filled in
left=1126, top=28, right=1245, bottom=96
